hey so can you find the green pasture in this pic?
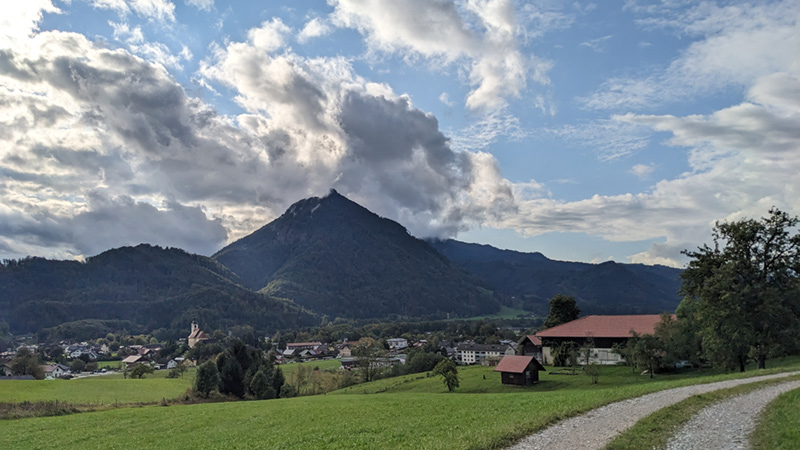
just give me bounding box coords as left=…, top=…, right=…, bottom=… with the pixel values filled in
left=278, top=358, right=341, bottom=375
left=0, top=370, right=194, bottom=404
left=459, top=305, right=532, bottom=321
left=4, top=357, right=800, bottom=449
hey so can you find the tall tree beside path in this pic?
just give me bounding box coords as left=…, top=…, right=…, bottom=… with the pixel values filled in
left=681, top=208, right=800, bottom=371
left=542, top=294, right=580, bottom=330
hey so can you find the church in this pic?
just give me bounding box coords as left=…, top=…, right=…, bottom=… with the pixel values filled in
left=187, top=320, right=210, bottom=348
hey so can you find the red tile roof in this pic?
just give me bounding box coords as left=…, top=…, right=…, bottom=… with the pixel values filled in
left=494, top=355, right=541, bottom=373
left=535, top=315, right=673, bottom=339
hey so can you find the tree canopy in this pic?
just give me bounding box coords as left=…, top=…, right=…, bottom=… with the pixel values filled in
left=542, top=294, right=580, bottom=330
left=681, top=208, right=800, bottom=371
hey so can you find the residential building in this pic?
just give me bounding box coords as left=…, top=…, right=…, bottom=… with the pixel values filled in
left=455, top=343, right=515, bottom=365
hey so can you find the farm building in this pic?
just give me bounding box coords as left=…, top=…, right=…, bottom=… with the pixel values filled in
left=536, top=314, right=673, bottom=365
left=517, top=335, right=543, bottom=363
left=494, top=355, right=545, bottom=386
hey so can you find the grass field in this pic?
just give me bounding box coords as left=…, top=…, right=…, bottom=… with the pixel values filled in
left=4, top=358, right=800, bottom=449
left=278, top=358, right=341, bottom=375
left=751, top=386, right=800, bottom=450
left=0, top=370, right=194, bottom=404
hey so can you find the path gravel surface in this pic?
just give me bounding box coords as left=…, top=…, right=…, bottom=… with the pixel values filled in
left=665, top=379, right=800, bottom=450
left=505, top=371, right=800, bottom=450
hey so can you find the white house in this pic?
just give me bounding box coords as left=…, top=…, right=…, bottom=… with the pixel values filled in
left=455, top=343, right=515, bottom=365
left=386, top=338, right=409, bottom=350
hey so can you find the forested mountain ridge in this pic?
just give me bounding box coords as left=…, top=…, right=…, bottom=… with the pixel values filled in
left=213, top=190, right=500, bottom=320
left=427, top=239, right=683, bottom=315
left=0, top=244, right=317, bottom=336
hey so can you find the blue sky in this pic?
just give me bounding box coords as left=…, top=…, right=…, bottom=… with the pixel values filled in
left=1, top=0, right=798, bottom=267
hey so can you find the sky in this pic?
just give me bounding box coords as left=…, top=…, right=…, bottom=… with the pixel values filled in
left=1, top=0, right=798, bottom=268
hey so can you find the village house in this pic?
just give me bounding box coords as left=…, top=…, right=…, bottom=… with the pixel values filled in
left=535, top=314, right=672, bottom=365
left=494, top=355, right=546, bottom=386
left=42, top=363, right=71, bottom=379
left=455, top=343, right=515, bottom=365
left=386, top=338, right=409, bottom=350
left=283, top=342, right=327, bottom=359
left=187, top=320, right=210, bottom=348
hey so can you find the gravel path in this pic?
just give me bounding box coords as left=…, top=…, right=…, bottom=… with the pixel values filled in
left=506, top=371, right=800, bottom=450
left=665, top=379, right=800, bottom=450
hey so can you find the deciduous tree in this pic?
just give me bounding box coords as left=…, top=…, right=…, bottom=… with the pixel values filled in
left=542, top=294, right=580, bottom=329
left=681, top=208, right=800, bottom=371
left=432, top=359, right=459, bottom=392
left=194, top=360, right=220, bottom=398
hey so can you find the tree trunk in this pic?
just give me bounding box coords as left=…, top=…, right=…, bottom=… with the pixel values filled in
left=757, top=351, right=767, bottom=370
left=738, top=355, right=747, bottom=372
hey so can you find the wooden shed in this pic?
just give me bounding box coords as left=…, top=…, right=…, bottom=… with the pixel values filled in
left=494, top=355, right=545, bottom=386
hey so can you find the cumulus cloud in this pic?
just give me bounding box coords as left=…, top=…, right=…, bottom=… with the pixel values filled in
left=0, top=8, right=517, bottom=259
left=328, top=0, right=548, bottom=110
left=298, top=18, right=332, bottom=43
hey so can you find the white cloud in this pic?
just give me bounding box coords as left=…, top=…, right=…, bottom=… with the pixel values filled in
left=583, top=0, right=800, bottom=110
left=0, top=0, right=60, bottom=45
left=0, top=17, right=518, bottom=258
left=500, top=72, right=800, bottom=267
left=247, top=18, right=291, bottom=53
left=91, top=0, right=176, bottom=22
left=579, top=34, right=613, bottom=52
left=185, top=0, right=213, bottom=12
left=439, top=92, right=454, bottom=106
left=329, top=0, right=549, bottom=111
left=629, top=163, right=654, bottom=179
left=298, top=18, right=332, bottom=43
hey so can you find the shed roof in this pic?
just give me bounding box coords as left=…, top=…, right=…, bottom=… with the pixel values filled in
left=494, top=355, right=545, bottom=373
left=535, top=315, right=672, bottom=339
left=521, top=335, right=542, bottom=346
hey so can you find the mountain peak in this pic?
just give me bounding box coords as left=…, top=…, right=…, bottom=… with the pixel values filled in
left=213, top=192, right=499, bottom=320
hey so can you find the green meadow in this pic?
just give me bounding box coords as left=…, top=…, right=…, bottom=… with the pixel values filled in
left=0, top=370, right=193, bottom=404
left=3, top=358, right=800, bottom=449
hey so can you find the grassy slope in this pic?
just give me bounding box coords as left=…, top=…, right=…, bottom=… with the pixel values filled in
left=5, top=359, right=800, bottom=449
left=751, top=387, right=800, bottom=450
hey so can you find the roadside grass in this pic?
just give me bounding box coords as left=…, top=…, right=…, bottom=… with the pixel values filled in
left=750, top=386, right=800, bottom=450
left=604, top=374, right=800, bottom=450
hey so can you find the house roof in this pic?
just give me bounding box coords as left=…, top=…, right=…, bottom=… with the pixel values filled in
left=122, top=355, right=142, bottom=364
left=494, top=355, right=545, bottom=373
left=286, top=342, right=323, bottom=348
left=535, top=315, right=672, bottom=339
left=520, top=335, right=542, bottom=346
left=188, top=329, right=209, bottom=339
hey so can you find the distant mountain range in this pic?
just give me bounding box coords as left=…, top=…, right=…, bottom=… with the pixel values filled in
left=427, top=239, right=683, bottom=316
left=0, top=190, right=683, bottom=337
